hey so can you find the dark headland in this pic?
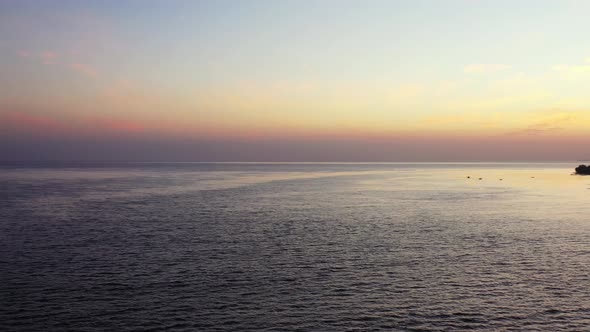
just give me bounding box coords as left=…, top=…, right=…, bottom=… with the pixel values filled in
left=575, top=165, right=590, bottom=175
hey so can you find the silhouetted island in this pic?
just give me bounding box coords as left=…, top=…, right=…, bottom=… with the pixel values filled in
left=575, top=165, right=590, bottom=175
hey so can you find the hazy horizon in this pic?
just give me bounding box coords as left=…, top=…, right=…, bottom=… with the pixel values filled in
left=2, top=136, right=590, bottom=162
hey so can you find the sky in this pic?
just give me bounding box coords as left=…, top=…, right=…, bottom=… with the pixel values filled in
left=2, top=0, right=590, bottom=161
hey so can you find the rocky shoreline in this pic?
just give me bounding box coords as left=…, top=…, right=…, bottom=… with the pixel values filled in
left=575, top=165, right=590, bottom=175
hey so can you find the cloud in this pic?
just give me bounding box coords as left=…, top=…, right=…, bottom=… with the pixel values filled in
left=552, top=64, right=590, bottom=73
left=551, top=58, right=590, bottom=74
left=506, top=111, right=583, bottom=136
left=464, top=64, right=511, bottom=73
left=0, top=110, right=144, bottom=136
left=1, top=111, right=63, bottom=132
left=40, top=51, right=58, bottom=59
left=69, top=63, right=97, bottom=77
left=97, top=119, right=144, bottom=132
left=40, top=51, right=58, bottom=64
left=17, top=48, right=98, bottom=76
left=418, top=108, right=590, bottom=138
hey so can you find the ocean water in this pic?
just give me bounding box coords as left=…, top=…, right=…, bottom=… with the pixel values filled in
left=1, top=162, right=590, bottom=331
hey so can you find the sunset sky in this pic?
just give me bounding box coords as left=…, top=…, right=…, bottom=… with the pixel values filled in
left=2, top=0, right=590, bottom=161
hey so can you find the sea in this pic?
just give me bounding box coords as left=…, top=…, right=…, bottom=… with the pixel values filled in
left=1, top=162, right=590, bottom=331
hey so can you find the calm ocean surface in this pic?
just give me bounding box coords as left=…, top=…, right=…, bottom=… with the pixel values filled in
left=2, top=162, right=590, bottom=331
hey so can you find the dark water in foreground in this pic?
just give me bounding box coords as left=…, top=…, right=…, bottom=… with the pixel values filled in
left=2, top=162, right=590, bottom=331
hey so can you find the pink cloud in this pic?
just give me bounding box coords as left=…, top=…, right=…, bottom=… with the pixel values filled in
left=1, top=111, right=144, bottom=137
left=98, top=119, right=144, bottom=133
left=40, top=51, right=58, bottom=64
left=40, top=51, right=58, bottom=59
left=69, top=63, right=97, bottom=77
left=1, top=111, right=64, bottom=133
